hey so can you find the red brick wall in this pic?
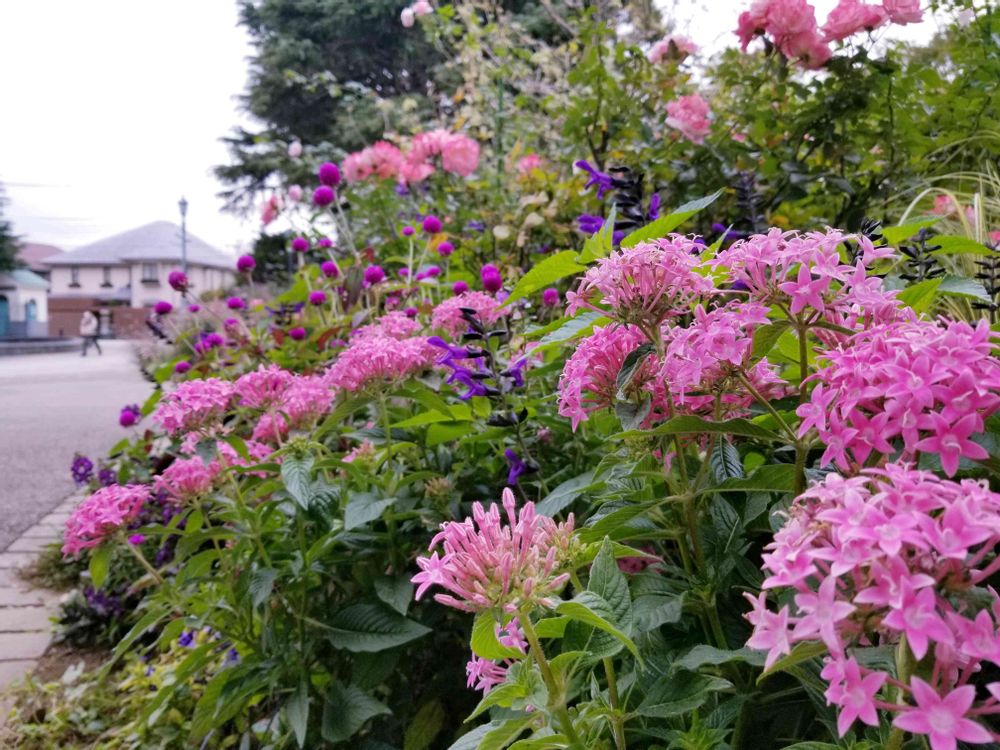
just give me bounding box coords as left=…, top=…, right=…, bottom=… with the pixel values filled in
left=48, top=298, right=151, bottom=339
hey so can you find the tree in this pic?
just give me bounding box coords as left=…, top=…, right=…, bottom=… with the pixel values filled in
left=0, top=183, right=20, bottom=273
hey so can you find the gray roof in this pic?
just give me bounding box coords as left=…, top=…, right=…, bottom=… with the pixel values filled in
left=0, top=269, right=49, bottom=290
left=44, top=221, right=234, bottom=270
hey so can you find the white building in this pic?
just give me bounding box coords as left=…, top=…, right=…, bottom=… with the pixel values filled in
left=43, top=222, right=237, bottom=338
left=0, top=269, right=49, bottom=338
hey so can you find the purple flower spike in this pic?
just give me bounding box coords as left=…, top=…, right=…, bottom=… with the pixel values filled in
left=574, top=160, right=614, bottom=198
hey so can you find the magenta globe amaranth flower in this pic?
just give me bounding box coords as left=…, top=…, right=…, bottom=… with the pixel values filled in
left=312, top=185, right=335, bottom=207
left=118, top=404, right=141, bottom=428
left=317, top=237, right=333, bottom=249
left=174, top=360, right=191, bottom=374
left=481, top=263, right=503, bottom=293
left=227, top=297, right=245, bottom=310
left=402, top=225, right=415, bottom=237
left=453, top=280, right=469, bottom=295
left=236, top=254, right=256, bottom=273
left=154, top=300, right=173, bottom=315
left=422, top=215, right=442, bottom=234
left=404, top=306, right=418, bottom=318
left=318, top=161, right=341, bottom=187
left=308, top=290, right=328, bottom=306
left=437, top=241, right=453, bottom=257
left=167, top=270, right=188, bottom=292
left=542, top=288, right=560, bottom=307
left=425, top=265, right=441, bottom=278
left=288, top=327, right=307, bottom=341
left=290, top=236, right=310, bottom=253
left=364, top=265, right=386, bottom=285
left=321, top=260, right=340, bottom=278
left=188, top=304, right=200, bottom=313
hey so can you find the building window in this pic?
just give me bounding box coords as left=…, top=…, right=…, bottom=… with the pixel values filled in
left=101, top=266, right=112, bottom=288
left=141, top=263, right=158, bottom=283
left=70, top=266, right=80, bottom=287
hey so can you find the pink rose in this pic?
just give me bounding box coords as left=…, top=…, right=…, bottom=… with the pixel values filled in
left=822, top=0, right=887, bottom=41
left=665, top=94, right=712, bottom=145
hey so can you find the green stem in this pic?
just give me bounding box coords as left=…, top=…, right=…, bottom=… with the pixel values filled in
left=519, top=612, right=584, bottom=749
left=603, top=657, right=627, bottom=750
left=736, top=372, right=798, bottom=443
left=125, top=540, right=165, bottom=587
left=704, top=594, right=728, bottom=650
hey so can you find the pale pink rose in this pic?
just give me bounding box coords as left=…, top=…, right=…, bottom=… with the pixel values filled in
left=412, top=0, right=433, bottom=16
left=647, top=35, right=698, bottom=63
left=440, top=133, right=480, bottom=176
left=287, top=184, right=303, bottom=202
left=882, top=0, right=923, bottom=24
left=822, top=0, right=887, bottom=41
left=398, top=156, right=436, bottom=184
left=401, top=7, right=415, bottom=27
left=732, top=131, right=748, bottom=143
left=260, top=195, right=281, bottom=225
left=765, top=0, right=820, bottom=49
left=989, top=230, right=1000, bottom=245
left=665, top=94, right=712, bottom=145
left=735, top=0, right=771, bottom=49
left=932, top=194, right=956, bottom=216
left=287, top=140, right=302, bottom=158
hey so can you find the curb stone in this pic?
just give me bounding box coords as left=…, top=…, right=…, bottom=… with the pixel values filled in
left=0, top=493, right=80, bottom=700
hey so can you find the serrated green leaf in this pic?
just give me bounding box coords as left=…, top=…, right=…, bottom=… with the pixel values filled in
left=615, top=343, right=655, bottom=397
left=931, top=235, right=993, bottom=256
left=882, top=218, right=939, bottom=245
left=673, top=645, right=765, bottom=672
left=757, top=640, right=827, bottom=683
left=327, top=602, right=431, bottom=652
left=939, top=275, right=991, bottom=301
left=535, top=311, right=608, bottom=350
left=576, top=207, right=617, bottom=263
left=249, top=567, right=278, bottom=608
left=504, top=251, right=585, bottom=306
left=616, top=415, right=781, bottom=442
left=556, top=592, right=640, bottom=662
left=710, top=438, right=744, bottom=482
left=344, top=492, right=397, bottom=530
left=286, top=679, right=309, bottom=748
left=321, top=681, right=390, bottom=743
left=375, top=575, right=413, bottom=615
left=614, top=396, right=652, bottom=431
left=897, top=277, right=942, bottom=313
left=751, top=321, right=790, bottom=359
left=587, top=538, right=632, bottom=628
left=281, top=454, right=314, bottom=509
left=536, top=471, right=595, bottom=517
left=709, top=463, right=796, bottom=494
left=404, top=699, right=446, bottom=750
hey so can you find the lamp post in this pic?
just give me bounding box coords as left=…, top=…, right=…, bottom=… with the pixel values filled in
left=178, top=196, right=189, bottom=274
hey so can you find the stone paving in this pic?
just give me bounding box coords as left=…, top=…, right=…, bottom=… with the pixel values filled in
left=0, top=494, right=78, bottom=692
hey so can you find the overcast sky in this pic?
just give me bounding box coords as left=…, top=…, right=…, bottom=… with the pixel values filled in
left=0, top=1, right=946, bottom=255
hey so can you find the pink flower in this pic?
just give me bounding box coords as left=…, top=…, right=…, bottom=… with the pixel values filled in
left=440, top=133, right=480, bottom=176
left=647, top=35, right=698, bottom=63
left=822, top=0, right=887, bottom=41
left=567, top=236, right=714, bottom=328
left=154, top=456, right=220, bottom=502
left=412, top=0, right=433, bottom=16
left=882, top=0, right=923, bottom=25
left=823, top=656, right=886, bottom=736
left=431, top=292, right=505, bottom=339
left=744, top=594, right=793, bottom=669
left=324, top=334, right=435, bottom=392
left=665, top=94, right=711, bottom=145
left=516, top=153, right=543, bottom=177
left=342, top=141, right=404, bottom=182
left=401, top=6, right=415, bottom=26
left=412, top=488, right=574, bottom=613
left=932, top=194, right=957, bottom=215
left=63, top=485, right=151, bottom=557
left=287, top=141, right=302, bottom=158
left=153, top=378, right=234, bottom=436
left=234, top=364, right=295, bottom=410
left=557, top=324, right=651, bottom=431
left=260, top=194, right=281, bottom=225
left=892, top=680, right=991, bottom=750
left=287, top=184, right=303, bottom=202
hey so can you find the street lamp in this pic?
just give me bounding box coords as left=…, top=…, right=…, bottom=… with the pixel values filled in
left=178, top=196, right=189, bottom=275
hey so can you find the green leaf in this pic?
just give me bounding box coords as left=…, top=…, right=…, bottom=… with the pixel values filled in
left=881, top=218, right=939, bottom=245
left=344, top=491, right=397, bottom=530
left=710, top=438, right=744, bottom=482
left=757, top=641, right=827, bottom=683
left=576, top=207, right=617, bottom=263
left=619, top=191, right=723, bottom=247
left=536, top=471, right=596, bottom=517
left=614, top=396, right=652, bottom=431
left=535, top=311, right=608, bottom=351
left=471, top=612, right=525, bottom=660
left=587, top=538, right=632, bottom=628
left=327, top=602, right=431, bottom=652
left=446, top=718, right=534, bottom=750
left=939, top=275, right=991, bottom=301
left=637, top=671, right=732, bottom=719
left=375, top=575, right=413, bottom=615
left=897, top=277, right=943, bottom=313
left=248, top=567, right=278, bottom=608
left=616, top=415, right=782, bottom=442
left=556, top=592, right=640, bottom=661
left=709, top=463, right=797, bottom=493
left=632, top=594, right=684, bottom=632
left=404, top=700, right=446, bottom=750
left=616, top=343, right=655, bottom=397
left=931, top=235, right=994, bottom=256
left=88, top=545, right=110, bottom=589
left=321, top=681, right=390, bottom=743
left=533, top=616, right=570, bottom=638
left=286, top=679, right=310, bottom=748
left=751, top=321, right=790, bottom=359
left=427, top=421, right=474, bottom=447
left=673, top=645, right=765, bottom=672
left=281, top=454, right=314, bottom=509
left=504, top=251, right=585, bottom=306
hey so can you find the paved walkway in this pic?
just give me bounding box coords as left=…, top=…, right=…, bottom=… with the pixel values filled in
left=0, top=340, right=152, bottom=550
left=0, top=495, right=78, bottom=691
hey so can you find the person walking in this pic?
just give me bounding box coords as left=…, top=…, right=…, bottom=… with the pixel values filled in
left=80, top=309, right=102, bottom=356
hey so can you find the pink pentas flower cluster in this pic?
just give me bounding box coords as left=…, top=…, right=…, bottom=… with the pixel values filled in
left=234, top=364, right=295, bottom=410
left=252, top=375, right=333, bottom=442
left=797, top=318, right=1000, bottom=475
left=558, top=324, right=651, bottom=432
left=63, top=484, right=151, bottom=557
left=324, top=333, right=435, bottom=392
left=712, top=227, right=905, bottom=334
left=431, top=291, right=506, bottom=339
left=665, top=94, right=712, bottom=145
left=354, top=310, right=423, bottom=341
left=659, top=302, right=786, bottom=408
left=745, top=465, right=1000, bottom=747
left=412, top=488, right=575, bottom=614
left=153, top=378, right=234, bottom=436
left=566, top=236, right=714, bottom=330
left=467, top=619, right=527, bottom=695
left=154, top=456, right=221, bottom=502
